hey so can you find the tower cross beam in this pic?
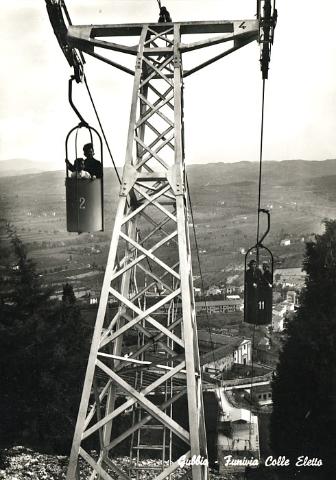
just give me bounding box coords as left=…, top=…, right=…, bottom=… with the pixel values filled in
left=67, top=21, right=259, bottom=72
left=70, top=19, right=253, bottom=38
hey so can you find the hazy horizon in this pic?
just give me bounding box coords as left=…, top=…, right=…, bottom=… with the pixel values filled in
left=1, top=156, right=336, bottom=178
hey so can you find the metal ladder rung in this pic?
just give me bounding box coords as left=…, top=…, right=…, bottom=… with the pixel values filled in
left=140, top=424, right=164, bottom=429
left=131, top=465, right=165, bottom=470
left=133, top=445, right=166, bottom=450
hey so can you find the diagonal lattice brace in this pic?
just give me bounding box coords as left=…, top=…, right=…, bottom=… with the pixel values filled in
left=138, top=89, right=174, bottom=119
left=96, top=360, right=190, bottom=443
left=110, top=230, right=178, bottom=282
left=140, top=55, right=174, bottom=89
left=146, top=26, right=174, bottom=46
left=135, top=92, right=174, bottom=130
left=105, top=389, right=187, bottom=451
left=121, top=184, right=172, bottom=225
left=107, top=286, right=184, bottom=347
left=82, top=361, right=186, bottom=441
left=133, top=185, right=177, bottom=221
left=79, top=447, right=129, bottom=480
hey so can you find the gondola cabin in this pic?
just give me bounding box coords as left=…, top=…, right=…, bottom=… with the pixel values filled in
left=244, top=245, right=273, bottom=326
left=65, top=125, right=104, bottom=233
left=66, top=176, right=103, bottom=232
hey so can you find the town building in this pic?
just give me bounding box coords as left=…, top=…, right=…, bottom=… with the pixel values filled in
left=198, top=331, right=252, bottom=366
left=252, top=384, right=273, bottom=406
left=196, top=299, right=243, bottom=314
left=193, top=287, right=202, bottom=297
left=272, top=301, right=295, bottom=332
left=200, top=345, right=235, bottom=375
left=272, top=304, right=286, bottom=332
left=286, top=290, right=297, bottom=304
left=225, top=285, right=242, bottom=295
left=273, top=267, right=306, bottom=288
left=206, top=285, right=222, bottom=296
left=257, top=337, right=271, bottom=350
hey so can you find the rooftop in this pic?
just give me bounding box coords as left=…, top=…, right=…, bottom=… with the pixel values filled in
left=198, top=330, right=250, bottom=347
left=200, top=343, right=241, bottom=366
left=274, top=267, right=305, bottom=276
left=196, top=299, right=243, bottom=306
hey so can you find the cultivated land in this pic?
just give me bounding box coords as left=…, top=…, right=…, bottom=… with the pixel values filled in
left=1, top=159, right=335, bottom=296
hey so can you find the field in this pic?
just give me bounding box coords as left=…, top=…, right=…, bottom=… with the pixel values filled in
left=1, top=160, right=336, bottom=296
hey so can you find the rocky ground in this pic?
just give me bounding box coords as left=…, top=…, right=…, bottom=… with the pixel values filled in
left=0, top=447, right=244, bottom=480
left=0, top=447, right=69, bottom=480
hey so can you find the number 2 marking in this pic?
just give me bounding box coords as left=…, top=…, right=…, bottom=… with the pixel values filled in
left=79, top=197, right=86, bottom=209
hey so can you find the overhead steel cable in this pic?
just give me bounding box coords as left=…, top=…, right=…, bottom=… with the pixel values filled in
left=186, top=178, right=221, bottom=383
left=83, top=74, right=122, bottom=185
left=248, top=77, right=267, bottom=452
left=256, top=79, right=266, bottom=247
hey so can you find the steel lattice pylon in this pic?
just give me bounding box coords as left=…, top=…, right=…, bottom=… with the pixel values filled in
left=67, top=24, right=209, bottom=480
left=58, top=9, right=268, bottom=480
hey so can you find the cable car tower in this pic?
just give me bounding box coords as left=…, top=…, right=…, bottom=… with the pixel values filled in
left=46, top=1, right=277, bottom=479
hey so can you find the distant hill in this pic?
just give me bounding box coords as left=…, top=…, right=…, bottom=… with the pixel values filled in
left=0, top=159, right=335, bottom=202
left=308, top=174, right=336, bottom=188
left=1, top=159, right=335, bottom=286
left=1, top=158, right=336, bottom=185
left=0, top=159, right=51, bottom=177
left=0, top=168, right=121, bottom=196
left=186, top=159, right=336, bottom=187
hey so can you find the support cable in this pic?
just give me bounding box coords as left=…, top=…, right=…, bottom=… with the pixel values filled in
left=186, top=178, right=221, bottom=382
left=249, top=77, right=267, bottom=452
left=83, top=74, right=122, bottom=185
left=256, top=79, right=266, bottom=247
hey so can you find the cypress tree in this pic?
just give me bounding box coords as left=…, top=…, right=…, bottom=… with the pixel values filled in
left=271, top=220, right=336, bottom=477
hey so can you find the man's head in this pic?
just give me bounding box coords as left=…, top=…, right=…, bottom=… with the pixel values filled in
left=83, top=143, right=94, bottom=158
left=248, top=260, right=257, bottom=269
left=262, top=262, right=269, bottom=271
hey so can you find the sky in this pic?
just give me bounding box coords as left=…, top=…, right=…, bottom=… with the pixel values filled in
left=1, top=0, right=336, bottom=171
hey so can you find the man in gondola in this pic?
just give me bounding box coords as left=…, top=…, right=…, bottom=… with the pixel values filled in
left=65, top=143, right=102, bottom=179
left=245, top=259, right=262, bottom=324
left=83, top=143, right=103, bottom=179
left=259, top=261, right=273, bottom=325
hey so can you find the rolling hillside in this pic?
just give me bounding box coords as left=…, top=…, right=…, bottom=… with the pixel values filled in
left=0, top=159, right=335, bottom=289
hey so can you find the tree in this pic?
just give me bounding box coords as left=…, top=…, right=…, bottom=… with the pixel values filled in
left=62, top=282, right=76, bottom=305
left=0, top=225, right=55, bottom=445
left=0, top=227, right=91, bottom=453
left=37, top=283, right=91, bottom=452
left=271, top=220, right=336, bottom=477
